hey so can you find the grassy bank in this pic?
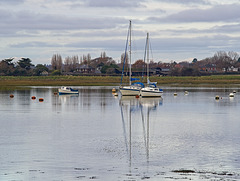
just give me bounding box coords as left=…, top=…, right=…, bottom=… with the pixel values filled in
left=1, top=75, right=240, bottom=87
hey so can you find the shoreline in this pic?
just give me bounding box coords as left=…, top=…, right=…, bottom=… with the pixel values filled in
left=0, top=75, right=240, bottom=87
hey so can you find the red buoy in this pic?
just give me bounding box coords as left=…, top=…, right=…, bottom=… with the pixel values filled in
left=39, top=98, right=44, bottom=102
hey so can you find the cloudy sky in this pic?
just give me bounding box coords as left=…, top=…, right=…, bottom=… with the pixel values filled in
left=1, top=0, right=240, bottom=65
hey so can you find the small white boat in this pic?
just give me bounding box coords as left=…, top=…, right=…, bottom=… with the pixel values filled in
left=119, top=83, right=143, bottom=96
left=140, top=84, right=163, bottom=97
left=58, top=86, right=79, bottom=95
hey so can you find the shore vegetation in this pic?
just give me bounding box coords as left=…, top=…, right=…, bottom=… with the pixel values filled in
left=1, top=75, right=240, bottom=87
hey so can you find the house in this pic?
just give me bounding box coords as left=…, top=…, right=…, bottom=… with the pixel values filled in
left=78, top=64, right=95, bottom=74
left=228, top=66, right=239, bottom=72
left=200, top=64, right=217, bottom=73
left=40, top=70, right=49, bottom=76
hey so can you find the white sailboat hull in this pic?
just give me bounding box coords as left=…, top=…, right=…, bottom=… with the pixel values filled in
left=119, top=86, right=141, bottom=96
left=58, top=87, right=79, bottom=95
left=140, top=87, right=163, bottom=97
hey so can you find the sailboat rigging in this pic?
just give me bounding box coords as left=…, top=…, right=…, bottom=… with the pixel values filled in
left=119, top=20, right=144, bottom=96
left=140, top=33, right=163, bottom=97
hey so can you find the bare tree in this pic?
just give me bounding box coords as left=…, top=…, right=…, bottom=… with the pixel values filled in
left=72, top=55, right=79, bottom=71
left=101, top=52, right=106, bottom=58
left=87, top=53, right=91, bottom=65
left=51, top=54, right=62, bottom=71
left=64, top=56, right=72, bottom=72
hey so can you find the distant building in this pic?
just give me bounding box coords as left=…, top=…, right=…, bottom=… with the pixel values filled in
left=200, top=64, right=217, bottom=72
left=78, top=64, right=95, bottom=74
left=228, top=66, right=238, bottom=72
left=40, top=70, right=49, bottom=76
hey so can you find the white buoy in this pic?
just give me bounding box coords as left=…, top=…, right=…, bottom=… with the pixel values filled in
left=174, top=93, right=177, bottom=96
left=184, top=91, right=189, bottom=95
left=233, top=90, right=237, bottom=94
left=114, top=92, right=118, bottom=96
left=215, top=95, right=220, bottom=100
left=229, top=93, right=234, bottom=97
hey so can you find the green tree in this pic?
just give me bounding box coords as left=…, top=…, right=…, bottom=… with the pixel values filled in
left=192, top=58, right=197, bottom=63
left=17, top=58, right=33, bottom=70
left=34, top=64, right=49, bottom=76
left=101, top=63, right=119, bottom=74
left=0, top=58, right=15, bottom=75
left=51, top=70, right=62, bottom=75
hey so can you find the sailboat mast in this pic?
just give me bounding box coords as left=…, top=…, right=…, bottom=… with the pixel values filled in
left=129, top=20, right=132, bottom=85
left=147, top=32, right=149, bottom=84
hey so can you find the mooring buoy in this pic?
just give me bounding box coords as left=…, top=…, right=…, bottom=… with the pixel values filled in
left=39, top=98, right=44, bottom=102
left=10, top=94, right=14, bottom=98
left=112, top=88, right=116, bottom=93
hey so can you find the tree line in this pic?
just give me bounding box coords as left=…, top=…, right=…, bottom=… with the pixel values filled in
left=0, top=57, right=48, bottom=76
left=1, top=51, right=240, bottom=76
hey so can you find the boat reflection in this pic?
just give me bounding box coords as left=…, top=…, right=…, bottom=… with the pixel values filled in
left=52, top=94, right=79, bottom=112
left=119, top=96, right=162, bottom=167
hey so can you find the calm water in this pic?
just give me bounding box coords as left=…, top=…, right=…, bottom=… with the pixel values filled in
left=1, top=86, right=240, bottom=181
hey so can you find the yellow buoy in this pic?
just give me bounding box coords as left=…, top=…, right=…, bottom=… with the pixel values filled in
left=10, top=94, right=14, bottom=98
left=114, top=92, right=118, bottom=96
left=174, top=93, right=177, bottom=96
left=215, top=95, right=220, bottom=100
left=112, top=88, right=116, bottom=93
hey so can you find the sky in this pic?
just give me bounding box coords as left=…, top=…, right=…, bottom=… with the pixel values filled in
left=1, top=0, right=240, bottom=65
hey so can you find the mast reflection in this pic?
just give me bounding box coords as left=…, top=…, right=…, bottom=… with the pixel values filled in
left=119, top=96, right=163, bottom=166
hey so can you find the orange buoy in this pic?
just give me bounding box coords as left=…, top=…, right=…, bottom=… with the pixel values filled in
left=39, top=98, right=44, bottom=102
left=54, top=92, right=58, bottom=95
left=10, top=94, right=14, bottom=98
left=31, top=96, right=36, bottom=100
left=136, top=95, right=140, bottom=98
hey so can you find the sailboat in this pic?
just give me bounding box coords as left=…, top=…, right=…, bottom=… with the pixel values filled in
left=140, top=33, right=163, bottom=97
left=119, top=20, right=144, bottom=96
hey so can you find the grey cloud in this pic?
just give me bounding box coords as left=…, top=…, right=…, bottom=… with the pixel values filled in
left=212, top=24, right=240, bottom=33
left=84, top=0, right=146, bottom=8
left=0, top=0, right=24, bottom=4
left=154, top=0, right=209, bottom=5
left=0, top=9, right=126, bottom=35
left=150, top=4, right=240, bottom=23
left=149, top=35, right=240, bottom=57
left=10, top=41, right=59, bottom=48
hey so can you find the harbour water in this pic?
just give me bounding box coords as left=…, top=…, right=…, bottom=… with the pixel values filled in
left=1, top=86, right=240, bottom=180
